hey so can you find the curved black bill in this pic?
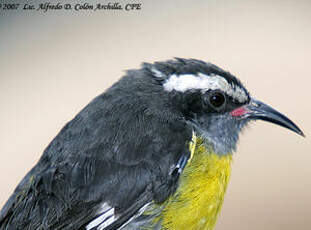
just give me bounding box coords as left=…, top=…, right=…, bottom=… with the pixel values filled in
left=244, top=99, right=305, bottom=137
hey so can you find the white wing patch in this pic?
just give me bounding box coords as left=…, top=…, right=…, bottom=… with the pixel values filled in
left=86, top=203, right=115, bottom=230
left=119, top=202, right=152, bottom=230
left=163, top=73, right=248, bottom=103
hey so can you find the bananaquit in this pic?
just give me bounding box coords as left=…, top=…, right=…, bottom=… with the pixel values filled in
left=0, top=58, right=304, bottom=230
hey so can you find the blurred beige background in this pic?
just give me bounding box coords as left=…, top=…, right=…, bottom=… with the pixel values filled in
left=0, top=0, right=310, bottom=229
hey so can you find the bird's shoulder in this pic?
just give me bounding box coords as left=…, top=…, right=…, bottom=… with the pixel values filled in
left=0, top=89, right=193, bottom=229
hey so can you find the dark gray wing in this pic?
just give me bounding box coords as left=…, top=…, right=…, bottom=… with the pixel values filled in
left=0, top=81, right=192, bottom=230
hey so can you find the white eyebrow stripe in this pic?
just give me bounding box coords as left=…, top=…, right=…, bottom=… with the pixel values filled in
left=163, top=73, right=248, bottom=103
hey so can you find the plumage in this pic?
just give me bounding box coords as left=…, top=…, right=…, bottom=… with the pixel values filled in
left=160, top=137, right=232, bottom=230
left=120, top=136, right=232, bottom=230
left=0, top=58, right=303, bottom=230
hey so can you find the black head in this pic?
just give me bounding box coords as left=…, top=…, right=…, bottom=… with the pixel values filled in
left=141, top=58, right=304, bottom=154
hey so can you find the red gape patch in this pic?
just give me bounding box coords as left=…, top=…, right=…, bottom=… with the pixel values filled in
left=230, top=106, right=249, bottom=117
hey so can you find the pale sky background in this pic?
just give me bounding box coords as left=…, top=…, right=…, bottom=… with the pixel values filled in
left=0, top=0, right=310, bottom=229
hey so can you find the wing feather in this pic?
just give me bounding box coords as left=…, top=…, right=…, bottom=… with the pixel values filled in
left=0, top=78, right=192, bottom=229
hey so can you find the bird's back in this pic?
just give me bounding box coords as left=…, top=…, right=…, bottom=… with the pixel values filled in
left=0, top=71, right=193, bottom=230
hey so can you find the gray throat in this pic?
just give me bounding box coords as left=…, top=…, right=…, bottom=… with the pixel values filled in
left=187, top=115, right=249, bottom=155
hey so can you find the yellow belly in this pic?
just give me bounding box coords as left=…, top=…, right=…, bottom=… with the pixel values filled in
left=160, top=137, right=232, bottom=230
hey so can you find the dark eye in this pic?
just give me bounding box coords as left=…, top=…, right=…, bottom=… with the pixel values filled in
left=209, top=92, right=226, bottom=108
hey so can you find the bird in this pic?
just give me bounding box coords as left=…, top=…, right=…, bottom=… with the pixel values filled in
left=0, top=58, right=304, bottom=230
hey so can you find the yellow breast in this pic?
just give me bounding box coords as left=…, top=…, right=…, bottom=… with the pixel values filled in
left=160, top=136, right=232, bottom=230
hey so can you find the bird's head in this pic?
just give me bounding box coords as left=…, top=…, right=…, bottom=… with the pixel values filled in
left=142, top=58, right=304, bottom=154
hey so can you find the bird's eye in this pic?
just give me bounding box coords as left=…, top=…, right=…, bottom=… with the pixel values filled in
left=209, top=92, right=226, bottom=108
